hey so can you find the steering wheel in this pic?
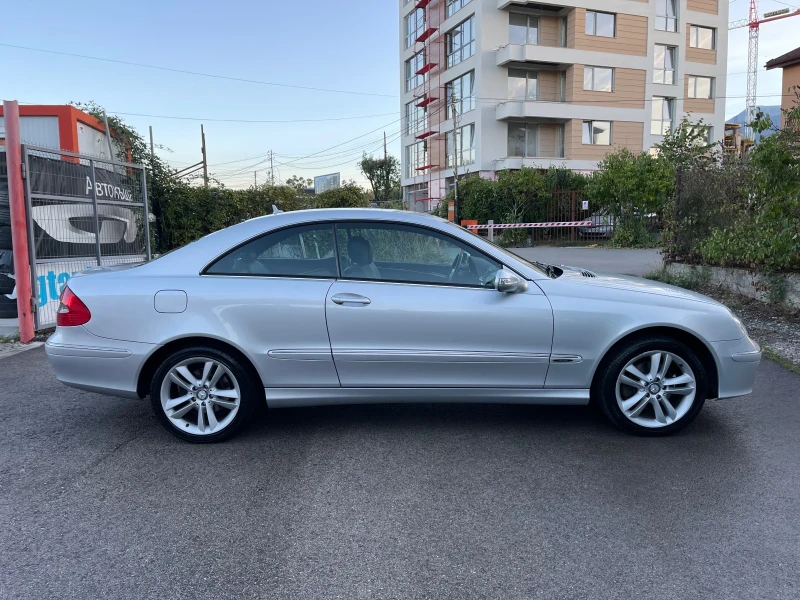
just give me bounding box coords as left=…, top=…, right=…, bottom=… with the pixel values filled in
left=446, top=251, right=479, bottom=283
left=446, top=253, right=463, bottom=283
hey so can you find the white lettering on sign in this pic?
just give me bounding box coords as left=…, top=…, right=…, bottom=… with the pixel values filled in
left=85, top=176, right=133, bottom=202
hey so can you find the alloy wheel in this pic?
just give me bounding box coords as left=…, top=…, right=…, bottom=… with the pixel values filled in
left=159, top=357, right=241, bottom=436
left=615, top=350, right=697, bottom=428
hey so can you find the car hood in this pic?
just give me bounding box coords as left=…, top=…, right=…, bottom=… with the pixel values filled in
left=556, top=266, right=721, bottom=306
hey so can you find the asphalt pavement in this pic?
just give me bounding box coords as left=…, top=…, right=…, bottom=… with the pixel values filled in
left=510, top=247, right=663, bottom=277
left=1, top=348, right=798, bottom=600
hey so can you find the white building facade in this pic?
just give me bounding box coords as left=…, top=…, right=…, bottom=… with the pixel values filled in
left=399, top=0, right=728, bottom=211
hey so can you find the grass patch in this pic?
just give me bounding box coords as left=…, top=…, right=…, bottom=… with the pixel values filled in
left=762, top=347, right=800, bottom=376
left=643, top=265, right=709, bottom=290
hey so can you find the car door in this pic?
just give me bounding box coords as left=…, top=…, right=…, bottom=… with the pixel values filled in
left=325, top=221, right=553, bottom=388
left=202, top=223, right=340, bottom=388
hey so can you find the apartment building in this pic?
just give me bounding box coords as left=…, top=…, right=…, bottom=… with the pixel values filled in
left=399, top=0, right=728, bottom=211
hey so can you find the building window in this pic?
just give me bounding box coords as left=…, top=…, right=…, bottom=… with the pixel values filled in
left=655, top=0, right=677, bottom=32
left=405, top=9, right=425, bottom=48
left=446, top=0, right=472, bottom=19
left=654, top=45, right=676, bottom=85
left=690, top=25, right=716, bottom=50
left=584, top=66, right=614, bottom=92
left=406, top=182, right=429, bottom=207
left=447, top=16, right=475, bottom=68
left=446, top=123, right=476, bottom=168
left=508, top=69, right=538, bottom=100
left=405, top=51, right=425, bottom=92
left=509, top=13, right=539, bottom=45
left=405, top=100, right=428, bottom=136
left=582, top=121, right=611, bottom=145
left=405, top=141, right=428, bottom=178
left=445, top=71, right=475, bottom=119
left=651, top=97, right=675, bottom=135
left=688, top=75, right=714, bottom=99
left=507, top=123, right=538, bottom=157
left=585, top=11, right=615, bottom=37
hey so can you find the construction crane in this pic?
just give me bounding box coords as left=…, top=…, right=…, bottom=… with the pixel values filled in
left=729, top=1, right=800, bottom=140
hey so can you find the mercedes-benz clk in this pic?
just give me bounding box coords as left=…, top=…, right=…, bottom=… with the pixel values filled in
left=46, top=209, right=761, bottom=443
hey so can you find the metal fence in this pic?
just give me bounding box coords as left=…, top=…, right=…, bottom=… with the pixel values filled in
left=22, top=145, right=151, bottom=328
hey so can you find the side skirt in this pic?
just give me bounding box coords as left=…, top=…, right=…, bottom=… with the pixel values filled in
left=265, top=387, right=590, bottom=408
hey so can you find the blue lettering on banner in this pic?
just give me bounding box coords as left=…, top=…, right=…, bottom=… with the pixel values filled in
left=37, top=270, right=79, bottom=307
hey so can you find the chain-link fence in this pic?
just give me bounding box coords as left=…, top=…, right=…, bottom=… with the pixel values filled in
left=22, top=145, right=151, bottom=328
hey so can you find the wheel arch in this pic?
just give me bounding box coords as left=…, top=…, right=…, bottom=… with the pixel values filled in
left=136, top=335, right=264, bottom=399
left=590, top=326, right=720, bottom=399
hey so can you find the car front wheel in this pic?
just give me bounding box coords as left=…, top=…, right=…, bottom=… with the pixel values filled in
left=150, top=346, right=259, bottom=443
left=594, top=337, right=707, bottom=435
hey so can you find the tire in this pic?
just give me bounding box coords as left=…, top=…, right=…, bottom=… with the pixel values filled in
left=150, top=346, right=260, bottom=443
left=0, top=226, right=12, bottom=250
left=592, top=336, right=707, bottom=436
left=0, top=274, right=14, bottom=295
left=0, top=294, right=17, bottom=319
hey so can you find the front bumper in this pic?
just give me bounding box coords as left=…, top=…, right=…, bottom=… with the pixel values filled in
left=46, top=326, right=157, bottom=399
left=711, top=336, right=762, bottom=399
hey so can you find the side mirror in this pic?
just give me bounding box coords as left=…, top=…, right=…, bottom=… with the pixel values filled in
left=494, top=269, right=527, bottom=293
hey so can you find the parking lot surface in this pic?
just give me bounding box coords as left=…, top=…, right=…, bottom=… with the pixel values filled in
left=1, top=348, right=798, bottom=600
left=510, top=247, right=662, bottom=277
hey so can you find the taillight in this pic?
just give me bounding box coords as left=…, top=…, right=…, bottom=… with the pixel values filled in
left=57, top=286, right=92, bottom=327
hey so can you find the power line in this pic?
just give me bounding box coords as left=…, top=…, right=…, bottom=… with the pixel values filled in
left=0, top=43, right=397, bottom=98
left=108, top=110, right=399, bottom=124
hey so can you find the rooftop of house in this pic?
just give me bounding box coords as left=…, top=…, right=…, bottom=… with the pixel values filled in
left=765, top=46, right=800, bottom=70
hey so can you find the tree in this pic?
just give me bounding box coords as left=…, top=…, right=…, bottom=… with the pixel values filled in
left=358, top=154, right=400, bottom=205
left=654, top=117, right=716, bottom=169
left=586, top=148, right=674, bottom=247
left=314, top=182, right=370, bottom=209
left=285, top=175, right=313, bottom=191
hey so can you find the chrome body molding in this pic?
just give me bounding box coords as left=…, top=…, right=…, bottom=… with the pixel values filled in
left=264, top=387, right=591, bottom=408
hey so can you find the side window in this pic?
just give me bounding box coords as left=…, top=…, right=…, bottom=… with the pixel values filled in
left=206, top=224, right=337, bottom=278
left=335, top=222, right=501, bottom=288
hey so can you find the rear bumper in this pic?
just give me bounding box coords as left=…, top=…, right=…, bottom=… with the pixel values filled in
left=711, top=336, right=762, bottom=399
left=46, top=327, right=157, bottom=399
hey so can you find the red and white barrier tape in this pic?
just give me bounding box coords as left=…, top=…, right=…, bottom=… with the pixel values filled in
left=467, top=221, right=593, bottom=230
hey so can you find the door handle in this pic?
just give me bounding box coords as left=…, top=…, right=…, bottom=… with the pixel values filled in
left=331, top=293, right=371, bottom=305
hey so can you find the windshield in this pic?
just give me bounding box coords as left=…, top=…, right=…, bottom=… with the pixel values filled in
left=442, top=221, right=550, bottom=277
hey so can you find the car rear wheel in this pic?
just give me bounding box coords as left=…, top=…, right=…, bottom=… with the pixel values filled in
left=593, top=337, right=707, bottom=435
left=150, top=346, right=259, bottom=443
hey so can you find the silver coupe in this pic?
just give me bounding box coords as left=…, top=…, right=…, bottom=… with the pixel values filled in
left=46, top=209, right=761, bottom=442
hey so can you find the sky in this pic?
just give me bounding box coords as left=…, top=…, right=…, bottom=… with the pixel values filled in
left=1, top=0, right=798, bottom=188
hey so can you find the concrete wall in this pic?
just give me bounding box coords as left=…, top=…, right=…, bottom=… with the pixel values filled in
left=665, top=263, right=800, bottom=310
left=779, top=63, right=800, bottom=125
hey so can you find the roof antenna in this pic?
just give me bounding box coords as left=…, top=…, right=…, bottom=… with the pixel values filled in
left=272, top=205, right=283, bottom=214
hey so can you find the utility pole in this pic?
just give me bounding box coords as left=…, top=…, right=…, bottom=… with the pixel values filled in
left=451, top=92, right=460, bottom=225
left=149, top=126, right=155, bottom=164
left=269, top=151, right=275, bottom=185
left=102, top=111, right=115, bottom=162
left=255, top=171, right=258, bottom=187
left=384, top=131, right=388, bottom=161
left=201, top=124, right=209, bottom=187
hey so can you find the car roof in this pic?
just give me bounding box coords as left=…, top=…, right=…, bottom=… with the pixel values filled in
left=144, top=208, right=545, bottom=280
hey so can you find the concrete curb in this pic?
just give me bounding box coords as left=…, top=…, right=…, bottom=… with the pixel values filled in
left=0, top=341, right=45, bottom=360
